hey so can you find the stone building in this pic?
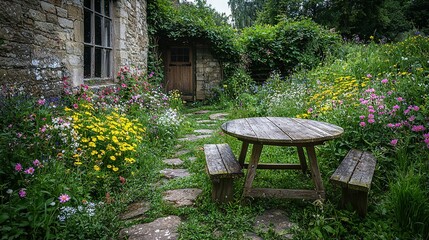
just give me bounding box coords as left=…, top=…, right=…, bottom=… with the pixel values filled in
left=0, top=0, right=148, bottom=97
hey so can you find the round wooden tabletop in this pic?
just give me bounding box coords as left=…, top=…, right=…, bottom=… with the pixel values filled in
left=221, top=117, right=344, bottom=145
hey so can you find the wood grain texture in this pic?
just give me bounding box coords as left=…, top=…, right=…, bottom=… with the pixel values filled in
left=221, top=117, right=343, bottom=145
left=204, top=144, right=243, bottom=178
left=348, top=151, right=377, bottom=191
left=330, top=149, right=362, bottom=187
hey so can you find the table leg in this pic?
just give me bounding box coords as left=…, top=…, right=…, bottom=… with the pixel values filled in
left=297, top=146, right=308, bottom=173
left=306, top=146, right=325, bottom=199
left=243, top=143, right=263, bottom=197
left=238, top=141, right=249, bottom=166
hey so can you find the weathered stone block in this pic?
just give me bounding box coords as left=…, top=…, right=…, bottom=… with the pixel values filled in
left=46, top=13, right=58, bottom=23
left=58, top=17, right=74, bottom=29
left=56, top=7, right=68, bottom=18
left=73, top=20, right=83, bottom=42
left=28, top=9, right=47, bottom=22
left=40, top=1, right=56, bottom=14
left=35, top=21, right=56, bottom=32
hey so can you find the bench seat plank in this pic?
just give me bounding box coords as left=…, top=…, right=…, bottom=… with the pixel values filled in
left=204, top=144, right=243, bottom=178
left=348, top=151, right=376, bottom=191
left=330, top=149, right=363, bottom=187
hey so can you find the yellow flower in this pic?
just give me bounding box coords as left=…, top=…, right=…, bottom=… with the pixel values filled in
left=73, top=154, right=80, bottom=158
left=74, top=161, right=82, bottom=166
left=91, top=150, right=98, bottom=156
left=94, top=165, right=100, bottom=171
left=107, top=165, right=112, bottom=169
left=112, top=166, right=119, bottom=172
left=89, top=142, right=96, bottom=148
left=110, top=156, right=116, bottom=161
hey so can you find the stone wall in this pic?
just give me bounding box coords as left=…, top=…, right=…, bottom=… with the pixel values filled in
left=0, top=0, right=148, bottom=97
left=195, top=45, right=222, bottom=100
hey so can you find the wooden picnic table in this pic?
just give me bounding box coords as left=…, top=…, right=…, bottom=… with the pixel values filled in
left=220, top=117, right=344, bottom=200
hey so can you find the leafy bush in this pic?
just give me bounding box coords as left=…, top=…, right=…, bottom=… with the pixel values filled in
left=238, top=18, right=341, bottom=80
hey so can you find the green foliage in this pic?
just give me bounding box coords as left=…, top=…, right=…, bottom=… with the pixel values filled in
left=238, top=18, right=341, bottom=79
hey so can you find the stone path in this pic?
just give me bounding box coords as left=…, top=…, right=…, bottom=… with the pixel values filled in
left=119, top=110, right=294, bottom=239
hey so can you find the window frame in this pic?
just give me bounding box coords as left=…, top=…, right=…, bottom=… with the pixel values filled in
left=83, top=0, right=113, bottom=80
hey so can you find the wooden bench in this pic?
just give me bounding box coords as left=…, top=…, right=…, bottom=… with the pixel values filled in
left=330, top=149, right=377, bottom=217
left=204, top=144, right=243, bottom=203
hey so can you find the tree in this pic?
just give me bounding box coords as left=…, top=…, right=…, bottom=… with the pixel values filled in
left=229, top=0, right=265, bottom=29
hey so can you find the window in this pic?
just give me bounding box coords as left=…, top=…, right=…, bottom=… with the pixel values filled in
left=84, top=0, right=112, bottom=79
left=170, top=47, right=190, bottom=63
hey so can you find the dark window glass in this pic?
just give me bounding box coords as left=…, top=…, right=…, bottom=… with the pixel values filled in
left=95, top=48, right=102, bottom=77
left=84, top=0, right=91, bottom=8
left=95, top=15, right=102, bottom=45
left=95, top=0, right=101, bottom=13
left=84, top=0, right=112, bottom=80
left=84, top=46, right=92, bottom=78
left=104, top=0, right=110, bottom=16
left=84, top=10, right=92, bottom=43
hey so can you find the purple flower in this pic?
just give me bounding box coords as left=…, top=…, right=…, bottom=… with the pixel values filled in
left=24, top=167, right=35, bottom=175
left=59, top=194, right=71, bottom=203
left=37, top=98, right=46, bottom=106
left=411, top=125, right=426, bottom=132
left=19, top=189, right=26, bottom=198
left=359, top=122, right=366, bottom=127
left=359, top=115, right=365, bottom=120
left=390, top=139, right=398, bottom=146
left=396, top=97, right=404, bottom=102
left=387, top=123, right=395, bottom=128
left=392, top=105, right=400, bottom=110
left=368, top=114, right=375, bottom=119
left=367, top=74, right=372, bottom=78
left=15, top=163, right=23, bottom=172
left=381, top=79, right=388, bottom=84
left=412, top=106, right=420, bottom=111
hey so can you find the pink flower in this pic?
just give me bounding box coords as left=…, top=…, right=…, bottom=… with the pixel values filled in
left=58, top=194, right=71, bottom=203
left=368, top=108, right=376, bottom=114
left=37, top=98, right=46, bottom=105
left=360, top=100, right=369, bottom=105
left=359, top=115, right=365, bottom=120
left=412, top=106, right=420, bottom=111
left=368, top=114, right=375, bottom=119
left=408, top=115, right=416, bottom=122
left=33, top=159, right=41, bottom=167
left=396, top=97, right=404, bottom=102
left=392, top=105, right=400, bottom=110
left=381, top=78, right=388, bottom=84
left=411, top=125, right=426, bottom=132
left=19, top=189, right=26, bottom=198
left=307, top=108, right=313, bottom=113
left=121, top=83, right=127, bottom=88
left=119, top=176, right=126, bottom=184
left=73, top=103, right=78, bottom=109
left=359, top=122, right=366, bottom=127
left=15, top=163, right=23, bottom=172
left=367, top=74, right=372, bottom=78
left=390, top=139, right=398, bottom=146
left=424, top=133, right=429, bottom=139
left=24, top=167, right=35, bottom=175
left=368, top=118, right=375, bottom=124
left=387, top=123, right=395, bottom=128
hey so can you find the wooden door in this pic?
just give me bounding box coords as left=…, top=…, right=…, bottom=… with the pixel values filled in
left=166, top=46, right=193, bottom=98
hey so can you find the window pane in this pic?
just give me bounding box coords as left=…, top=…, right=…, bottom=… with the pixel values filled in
left=104, top=0, right=110, bottom=16
left=95, top=48, right=102, bottom=77
left=104, top=19, right=111, bottom=47
left=105, top=50, right=111, bottom=77
left=84, top=10, right=92, bottom=43
left=95, top=0, right=101, bottom=13
left=84, top=46, right=92, bottom=78
left=84, top=0, right=91, bottom=8
left=95, top=15, right=102, bottom=45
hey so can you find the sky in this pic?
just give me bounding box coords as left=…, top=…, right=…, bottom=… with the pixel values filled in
left=184, top=0, right=231, bottom=16
left=205, top=0, right=231, bottom=16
